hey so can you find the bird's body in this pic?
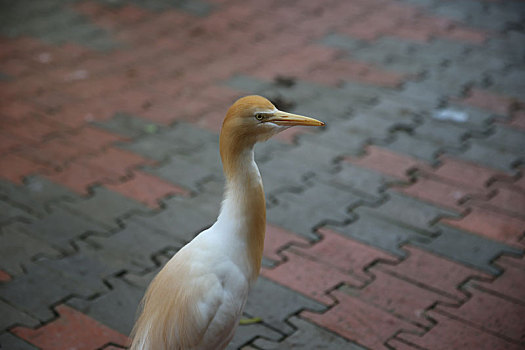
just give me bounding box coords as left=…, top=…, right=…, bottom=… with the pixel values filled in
left=130, top=96, right=324, bottom=350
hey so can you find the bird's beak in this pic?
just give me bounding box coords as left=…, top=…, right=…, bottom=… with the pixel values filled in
left=269, top=111, right=325, bottom=127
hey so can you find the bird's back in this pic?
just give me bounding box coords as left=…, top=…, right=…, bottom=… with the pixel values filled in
left=130, top=228, right=250, bottom=350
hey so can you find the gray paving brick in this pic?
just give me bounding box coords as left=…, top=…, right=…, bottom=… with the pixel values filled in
left=0, top=177, right=78, bottom=217
left=0, top=332, right=39, bottom=350
left=456, top=139, right=522, bottom=173
left=329, top=211, right=433, bottom=257
left=128, top=180, right=222, bottom=243
left=253, top=316, right=365, bottom=350
left=362, top=191, right=459, bottom=233
left=320, top=161, right=400, bottom=202
left=261, top=81, right=322, bottom=104
left=224, top=75, right=272, bottom=95
left=320, top=33, right=364, bottom=52
left=387, top=132, right=444, bottom=163
left=259, top=141, right=340, bottom=194
left=413, top=224, right=523, bottom=275
left=93, top=113, right=162, bottom=139
left=0, top=223, right=60, bottom=276
left=267, top=182, right=364, bottom=240
left=227, top=320, right=282, bottom=350
left=0, top=299, right=39, bottom=330
left=119, top=121, right=217, bottom=161
left=437, top=104, right=497, bottom=131
left=488, top=66, right=525, bottom=98
left=19, top=206, right=107, bottom=253
left=483, top=124, right=525, bottom=156
left=67, top=276, right=144, bottom=335
left=0, top=200, right=34, bottom=225
left=144, top=140, right=222, bottom=192
left=244, top=277, right=325, bottom=335
left=59, top=187, right=148, bottom=229
left=84, top=221, right=183, bottom=272
left=0, top=258, right=108, bottom=320
left=412, top=118, right=470, bottom=149
left=291, top=93, right=353, bottom=124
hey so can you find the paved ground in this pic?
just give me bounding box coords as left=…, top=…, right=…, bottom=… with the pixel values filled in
left=1, top=0, right=524, bottom=349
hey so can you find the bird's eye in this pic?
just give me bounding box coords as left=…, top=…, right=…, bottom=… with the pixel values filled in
left=255, top=113, right=265, bottom=121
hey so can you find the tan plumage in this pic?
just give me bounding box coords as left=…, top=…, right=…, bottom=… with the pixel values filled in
left=130, top=96, right=324, bottom=350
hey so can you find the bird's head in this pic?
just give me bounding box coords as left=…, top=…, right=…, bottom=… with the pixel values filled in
left=221, top=95, right=325, bottom=147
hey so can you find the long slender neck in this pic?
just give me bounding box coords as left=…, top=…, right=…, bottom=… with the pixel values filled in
left=217, top=134, right=266, bottom=280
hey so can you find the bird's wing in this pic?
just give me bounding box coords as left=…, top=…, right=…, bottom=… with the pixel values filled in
left=130, top=248, right=225, bottom=350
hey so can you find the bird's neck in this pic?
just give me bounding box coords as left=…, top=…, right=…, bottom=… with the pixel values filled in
left=217, top=139, right=266, bottom=281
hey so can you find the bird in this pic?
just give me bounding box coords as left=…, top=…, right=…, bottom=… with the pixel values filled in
left=130, top=95, right=325, bottom=350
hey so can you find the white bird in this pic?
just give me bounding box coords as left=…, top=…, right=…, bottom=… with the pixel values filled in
left=130, top=95, right=324, bottom=350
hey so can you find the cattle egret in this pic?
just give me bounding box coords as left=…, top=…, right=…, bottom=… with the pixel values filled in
left=130, top=95, right=325, bottom=349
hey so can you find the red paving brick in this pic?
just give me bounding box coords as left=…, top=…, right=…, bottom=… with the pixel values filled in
left=0, top=270, right=12, bottom=282
left=104, top=170, right=189, bottom=208
left=378, top=245, right=491, bottom=301
left=393, top=176, right=470, bottom=211
left=262, top=251, right=362, bottom=305
left=80, top=147, right=153, bottom=176
left=0, top=153, right=51, bottom=184
left=345, top=145, right=430, bottom=179
left=507, top=110, right=525, bottom=130
left=442, top=26, right=487, bottom=44
left=458, top=88, right=521, bottom=116
left=350, top=268, right=455, bottom=328
left=20, top=138, right=86, bottom=168
left=11, top=304, right=129, bottom=350
left=429, top=155, right=503, bottom=191
left=441, top=205, right=525, bottom=246
left=292, top=227, right=398, bottom=281
left=71, top=125, right=125, bottom=151
left=394, top=310, right=523, bottom=350
left=484, top=184, right=525, bottom=218
left=474, top=255, right=525, bottom=304
left=45, top=162, right=116, bottom=195
left=263, top=224, right=309, bottom=262
left=435, top=287, right=525, bottom=342
left=302, top=290, right=423, bottom=349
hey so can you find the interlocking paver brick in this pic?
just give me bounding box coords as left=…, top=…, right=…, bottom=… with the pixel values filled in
left=0, top=223, right=60, bottom=276
left=0, top=153, right=51, bottom=184
left=17, top=206, right=108, bottom=252
left=59, top=187, right=148, bottom=229
left=104, top=170, right=189, bottom=208
left=0, top=332, right=39, bottom=350
left=11, top=304, right=129, bottom=350
left=377, top=245, right=491, bottom=302
left=253, top=316, right=365, bottom=350
left=413, top=224, right=522, bottom=275
left=83, top=221, right=183, bottom=273
left=263, top=224, right=309, bottom=263
left=302, top=290, right=423, bottom=349
left=244, top=277, right=325, bottom=335
left=344, top=145, right=430, bottom=180
left=344, top=268, right=456, bottom=328
left=67, top=276, right=145, bottom=335
left=393, top=176, right=469, bottom=211
left=267, top=182, right=364, bottom=240
left=393, top=310, right=523, bottom=350
left=262, top=250, right=362, bottom=305
left=292, top=227, right=398, bottom=281
left=471, top=255, right=525, bottom=304
left=435, top=286, right=525, bottom=342
left=441, top=205, right=525, bottom=246
left=0, top=299, right=39, bottom=330
left=427, top=155, right=504, bottom=191
left=128, top=180, right=222, bottom=243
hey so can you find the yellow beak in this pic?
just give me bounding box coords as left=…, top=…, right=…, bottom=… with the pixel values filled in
left=269, top=111, right=325, bottom=127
